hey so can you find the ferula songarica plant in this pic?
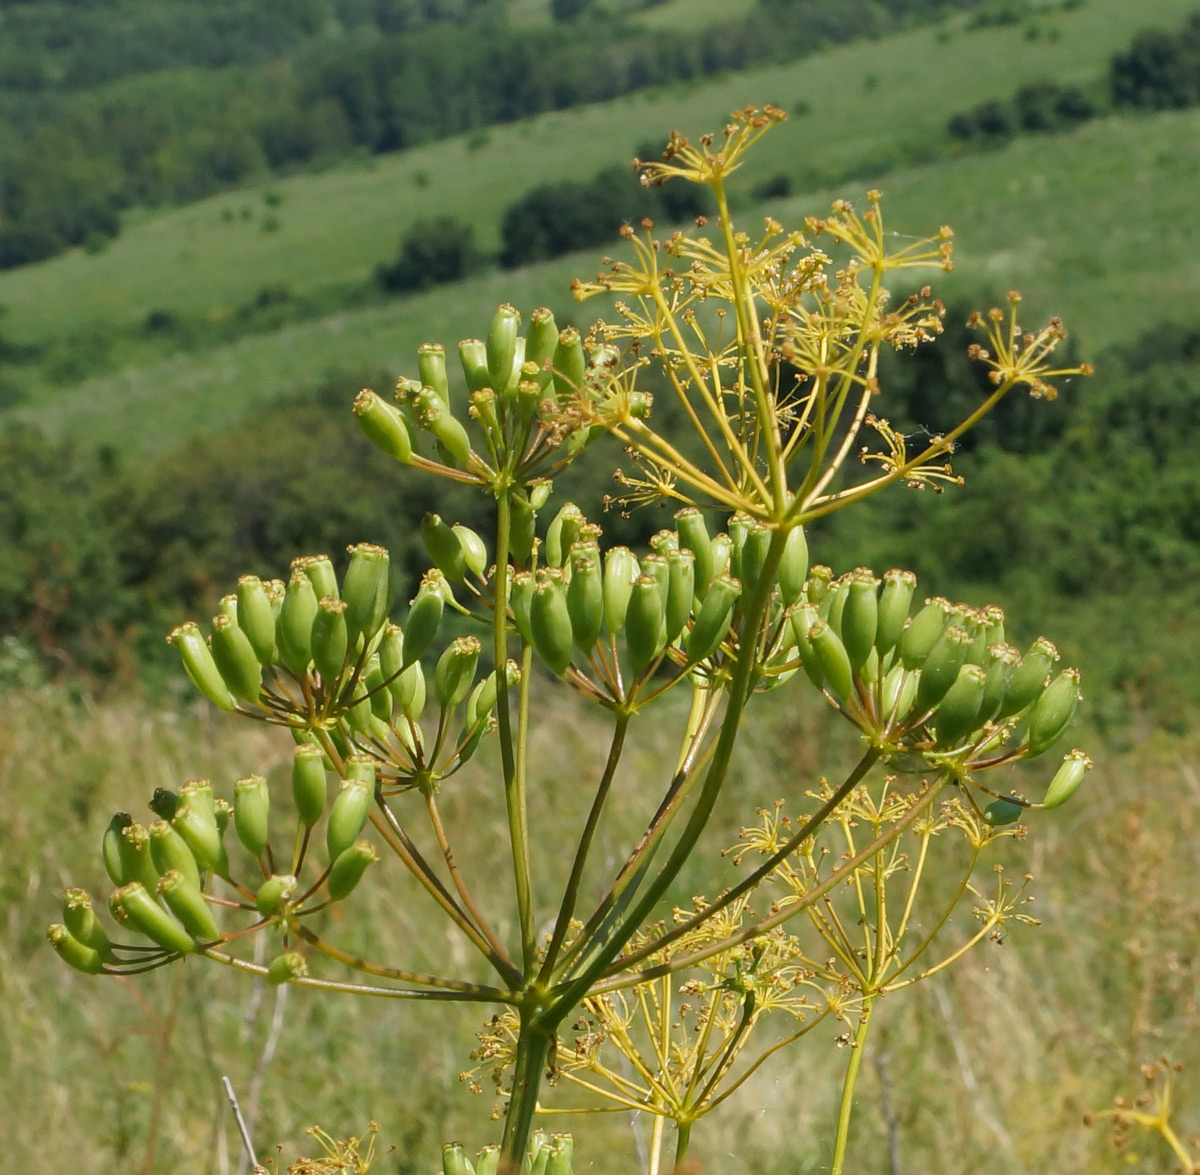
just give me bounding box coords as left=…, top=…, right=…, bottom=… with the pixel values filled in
left=50, top=107, right=1095, bottom=1175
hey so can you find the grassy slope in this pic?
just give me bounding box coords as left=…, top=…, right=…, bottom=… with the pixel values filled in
left=12, top=102, right=1200, bottom=458
left=0, top=0, right=1192, bottom=348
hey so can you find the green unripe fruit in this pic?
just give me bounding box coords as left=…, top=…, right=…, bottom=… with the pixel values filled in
left=441, top=1142, right=472, bottom=1175
left=327, top=780, right=373, bottom=862
left=414, top=387, right=473, bottom=467
left=233, top=774, right=271, bottom=858
left=725, top=515, right=751, bottom=583
left=63, top=889, right=115, bottom=961
left=602, top=547, right=638, bottom=636
left=158, top=870, right=220, bottom=941
left=933, top=664, right=987, bottom=748
left=898, top=598, right=951, bottom=671
left=465, top=660, right=518, bottom=730
left=115, top=882, right=195, bottom=955
left=311, top=596, right=349, bottom=685
left=915, top=625, right=971, bottom=712
left=879, top=663, right=907, bottom=721
left=789, top=604, right=823, bottom=688
left=345, top=746, right=377, bottom=783
left=686, top=575, right=740, bottom=666
left=665, top=549, right=695, bottom=644
left=675, top=508, right=713, bottom=598
left=626, top=574, right=668, bottom=674
left=355, top=388, right=414, bottom=464
left=214, top=797, right=233, bottom=838
left=777, top=526, right=809, bottom=606
left=363, top=654, right=393, bottom=721
left=639, top=553, right=669, bottom=609
left=1024, top=668, right=1081, bottom=757
left=708, top=532, right=733, bottom=580
left=297, top=554, right=338, bottom=603
left=475, top=1145, right=500, bottom=1175
left=256, top=874, right=298, bottom=917
left=276, top=574, right=319, bottom=679
left=328, top=840, right=379, bottom=901
left=173, top=798, right=228, bottom=878
left=545, top=503, right=583, bottom=569
left=115, top=820, right=160, bottom=894
left=526, top=307, right=559, bottom=387
left=48, top=923, right=104, bottom=975
left=342, top=543, right=391, bottom=646
left=236, top=575, right=278, bottom=665
left=167, top=622, right=236, bottom=711
left=553, top=327, right=586, bottom=400
left=999, top=638, right=1060, bottom=719
left=210, top=613, right=262, bottom=704
left=487, top=303, right=521, bottom=395
left=810, top=619, right=854, bottom=701
left=267, top=951, right=308, bottom=985
left=876, top=570, right=916, bottom=658
left=435, top=637, right=481, bottom=709
left=423, top=514, right=467, bottom=582
left=1042, top=749, right=1092, bottom=808
left=418, top=342, right=449, bottom=405
left=983, top=798, right=1024, bottom=826
left=649, top=529, right=678, bottom=556
left=738, top=522, right=772, bottom=599
left=567, top=553, right=604, bottom=651
left=841, top=569, right=880, bottom=673
left=823, top=577, right=850, bottom=637
left=454, top=524, right=489, bottom=580
left=530, top=574, right=574, bottom=677
left=980, top=642, right=1021, bottom=720
left=148, top=819, right=201, bottom=889
left=510, top=497, right=538, bottom=567
left=403, top=572, right=447, bottom=665
left=292, top=744, right=327, bottom=828
left=102, top=812, right=133, bottom=886
left=510, top=571, right=536, bottom=646
left=805, top=565, right=833, bottom=605
left=458, top=338, right=490, bottom=394
left=179, top=778, right=216, bottom=821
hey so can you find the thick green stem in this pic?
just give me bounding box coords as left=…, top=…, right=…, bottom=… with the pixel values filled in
left=500, top=1011, right=556, bottom=1171
left=673, top=1120, right=693, bottom=1173
left=831, top=995, right=876, bottom=1175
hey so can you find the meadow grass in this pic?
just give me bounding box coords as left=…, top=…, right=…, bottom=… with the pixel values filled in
left=10, top=100, right=1200, bottom=459
left=4, top=679, right=1197, bottom=1173
left=0, top=0, right=1192, bottom=350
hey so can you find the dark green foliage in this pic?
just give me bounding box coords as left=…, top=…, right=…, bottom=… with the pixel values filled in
left=550, top=0, right=591, bottom=21
left=1110, top=12, right=1200, bottom=109
left=948, top=81, right=1098, bottom=141
left=376, top=217, right=481, bottom=292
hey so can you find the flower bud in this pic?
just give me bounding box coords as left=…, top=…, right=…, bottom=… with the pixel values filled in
left=841, top=569, right=880, bottom=673
left=210, top=613, right=263, bottom=705
left=876, top=570, right=916, bottom=658
left=980, top=642, right=1020, bottom=720
left=675, top=508, right=713, bottom=598
left=553, top=327, right=585, bottom=400
left=458, top=338, right=490, bottom=394
left=686, top=575, right=740, bottom=666
left=149, top=819, right=201, bottom=889
left=327, top=779, right=373, bottom=862
left=510, top=571, right=536, bottom=646
left=915, top=625, right=971, bottom=712
left=406, top=571, right=449, bottom=664
left=898, top=598, right=951, bottom=671
left=809, top=619, right=853, bottom=701
left=435, top=637, right=481, bottom=709
left=1024, top=668, right=1081, bottom=757
left=486, top=304, right=521, bottom=395
left=933, top=664, right=987, bottom=748
left=115, top=882, right=195, bottom=955
left=777, top=526, right=809, bottom=607
left=256, top=874, right=298, bottom=917
left=328, top=840, right=379, bottom=901
left=418, top=342, right=449, bottom=406
left=567, top=553, right=604, bottom=652
left=1042, top=748, right=1092, bottom=808
left=48, top=923, right=104, bottom=975
left=664, top=549, right=695, bottom=645
left=355, top=388, right=414, bottom=464
left=236, top=575, right=278, bottom=665
left=531, top=574, right=574, bottom=676
left=453, top=524, right=489, bottom=580
left=423, top=513, right=467, bottom=582
left=158, top=870, right=220, bottom=942
left=292, top=744, right=327, bottom=828
left=342, top=543, right=391, bottom=646
left=626, top=574, right=669, bottom=674
left=102, top=812, right=133, bottom=886
left=983, top=798, right=1024, bottom=826
left=267, top=951, right=308, bottom=985
left=118, top=821, right=160, bottom=895
left=297, top=554, right=339, bottom=603
left=167, top=622, right=236, bottom=711
left=998, top=638, right=1060, bottom=719
left=233, top=774, right=271, bottom=858
left=602, top=546, right=638, bottom=636
left=277, top=573, right=319, bottom=679
left=63, top=889, right=115, bottom=962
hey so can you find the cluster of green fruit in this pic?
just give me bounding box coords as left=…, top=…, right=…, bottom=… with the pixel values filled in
left=442, top=1130, right=574, bottom=1175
